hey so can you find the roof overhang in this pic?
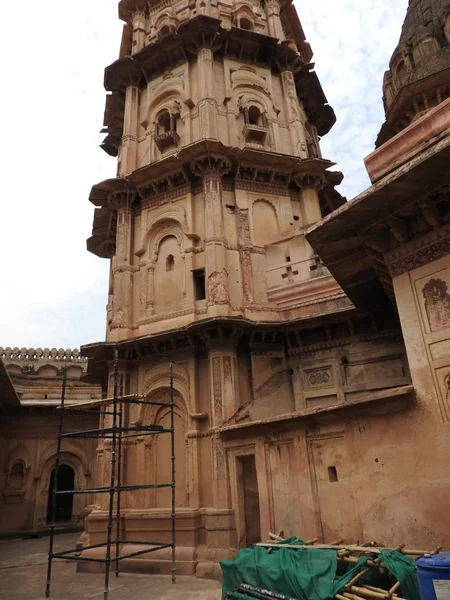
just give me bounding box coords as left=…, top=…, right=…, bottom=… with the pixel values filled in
left=0, top=358, right=20, bottom=409
left=307, top=130, right=450, bottom=311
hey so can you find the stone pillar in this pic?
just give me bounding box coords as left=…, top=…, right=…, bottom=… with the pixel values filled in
left=281, top=70, right=307, bottom=158
left=265, top=0, right=285, bottom=40
left=131, top=11, right=146, bottom=54
left=197, top=48, right=217, bottom=139
left=194, top=161, right=231, bottom=313
left=236, top=208, right=254, bottom=304
left=120, top=86, right=139, bottom=176
left=146, top=260, right=155, bottom=314
left=111, top=195, right=134, bottom=330
left=297, top=176, right=323, bottom=226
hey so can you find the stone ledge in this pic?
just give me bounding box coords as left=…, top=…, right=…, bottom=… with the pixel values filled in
left=217, top=384, right=415, bottom=435
left=365, top=98, right=450, bottom=183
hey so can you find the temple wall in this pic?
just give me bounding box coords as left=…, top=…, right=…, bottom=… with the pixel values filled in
left=222, top=395, right=450, bottom=551
left=106, top=183, right=346, bottom=343
left=0, top=349, right=102, bottom=537
left=0, top=412, right=98, bottom=536
left=80, top=322, right=450, bottom=575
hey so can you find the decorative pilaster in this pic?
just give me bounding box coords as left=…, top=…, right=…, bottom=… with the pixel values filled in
left=146, top=261, right=155, bottom=314
left=237, top=209, right=254, bottom=304
left=265, top=0, right=285, bottom=40
left=131, top=11, right=146, bottom=55
left=281, top=70, right=308, bottom=158
left=197, top=48, right=217, bottom=139
left=111, top=193, right=135, bottom=330
left=120, top=86, right=140, bottom=176
left=193, top=159, right=232, bottom=310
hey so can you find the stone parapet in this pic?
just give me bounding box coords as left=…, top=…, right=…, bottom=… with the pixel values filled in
left=0, top=347, right=88, bottom=378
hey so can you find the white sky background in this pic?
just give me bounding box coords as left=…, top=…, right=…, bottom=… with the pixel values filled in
left=0, top=0, right=408, bottom=350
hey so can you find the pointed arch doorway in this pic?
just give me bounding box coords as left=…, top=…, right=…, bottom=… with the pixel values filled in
left=46, top=464, right=75, bottom=523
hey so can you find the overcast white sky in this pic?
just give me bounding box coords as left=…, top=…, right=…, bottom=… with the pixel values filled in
left=0, top=0, right=408, bottom=350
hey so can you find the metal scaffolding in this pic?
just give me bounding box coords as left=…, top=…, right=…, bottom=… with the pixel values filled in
left=45, top=349, right=176, bottom=599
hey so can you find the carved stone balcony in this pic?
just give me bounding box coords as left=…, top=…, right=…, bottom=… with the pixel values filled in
left=243, top=124, right=268, bottom=145
left=155, top=130, right=180, bottom=151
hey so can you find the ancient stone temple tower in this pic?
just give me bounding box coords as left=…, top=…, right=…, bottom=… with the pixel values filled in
left=377, top=0, right=450, bottom=145
left=82, top=0, right=363, bottom=575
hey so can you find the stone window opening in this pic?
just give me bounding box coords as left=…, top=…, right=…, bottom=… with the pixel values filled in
left=243, top=105, right=268, bottom=145
left=155, top=109, right=180, bottom=151
left=328, top=466, right=338, bottom=483
left=157, top=110, right=173, bottom=135
left=193, top=269, right=206, bottom=301
left=166, top=254, right=175, bottom=271
left=239, top=17, right=253, bottom=31
left=247, top=105, right=263, bottom=126
left=158, top=24, right=174, bottom=39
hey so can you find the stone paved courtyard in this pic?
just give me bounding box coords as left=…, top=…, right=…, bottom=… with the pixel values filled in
left=0, top=533, right=222, bottom=599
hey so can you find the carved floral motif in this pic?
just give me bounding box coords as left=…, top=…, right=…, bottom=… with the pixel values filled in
left=208, top=270, right=230, bottom=305
left=422, top=278, right=450, bottom=331
left=308, top=371, right=331, bottom=386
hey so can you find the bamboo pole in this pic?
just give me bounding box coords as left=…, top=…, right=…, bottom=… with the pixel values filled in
left=388, top=582, right=400, bottom=597
left=350, top=586, right=389, bottom=599
left=344, top=568, right=370, bottom=589
left=256, top=542, right=440, bottom=556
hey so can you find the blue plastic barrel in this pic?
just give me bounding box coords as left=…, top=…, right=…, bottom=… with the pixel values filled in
left=416, top=553, right=450, bottom=600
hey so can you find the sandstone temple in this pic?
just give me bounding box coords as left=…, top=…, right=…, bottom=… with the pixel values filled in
left=1, top=0, right=449, bottom=579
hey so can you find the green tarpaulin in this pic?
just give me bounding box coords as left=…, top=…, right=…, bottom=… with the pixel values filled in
left=220, top=540, right=420, bottom=600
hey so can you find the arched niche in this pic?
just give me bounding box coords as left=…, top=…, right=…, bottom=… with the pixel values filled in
left=138, top=374, right=190, bottom=508
left=66, top=365, right=83, bottom=380
left=141, top=78, right=186, bottom=131
left=8, top=460, right=25, bottom=491
left=135, top=207, right=187, bottom=258
left=6, top=364, right=22, bottom=376
left=251, top=199, right=279, bottom=246
left=152, top=395, right=188, bottom=508
left=154, top=235, right=184, bottom=314
left=36, top=365, right=59, bottom=378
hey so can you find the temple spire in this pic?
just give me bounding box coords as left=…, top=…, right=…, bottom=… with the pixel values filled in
left=376, top=0, right=450, bottom=146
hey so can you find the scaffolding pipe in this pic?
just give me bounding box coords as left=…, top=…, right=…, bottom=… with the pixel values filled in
left=45, top=367, right=67, bottom=598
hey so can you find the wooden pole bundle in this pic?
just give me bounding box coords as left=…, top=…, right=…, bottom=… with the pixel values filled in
left=258, top=535, right=445, bottom=600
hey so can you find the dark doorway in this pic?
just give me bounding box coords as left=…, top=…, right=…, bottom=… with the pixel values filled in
left=237, top=455, right=261, bottom=547
left=46, top=464, right=75, bottom=523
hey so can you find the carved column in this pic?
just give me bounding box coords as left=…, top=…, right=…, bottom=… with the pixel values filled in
left=281, top=70, right=307, bottom=158
left=208, top=340, right=240, bottom=508
left=197, top=47, right=217, bottom=139
left=120, top=86, right=140, bottom=176
left=146, top=260, right=155, bottom=314
left=112, top=194, right=134, bottom=330
left=237, top=208, right=254, bottom=304
left=265, top=0, right=285, bottom=40
left=194, top=160, right=231, bottom=312
left=131, top=11, right=146, bottom=54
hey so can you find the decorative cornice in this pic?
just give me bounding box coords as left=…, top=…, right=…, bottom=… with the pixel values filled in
left=386, top=224, right=450, bottom=277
